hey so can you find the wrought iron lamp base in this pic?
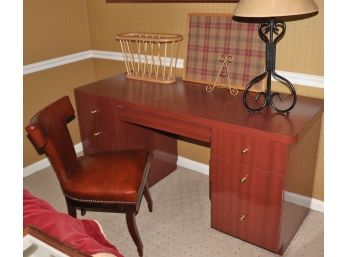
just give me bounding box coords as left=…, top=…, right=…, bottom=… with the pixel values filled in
left=243, top=19, right=297, bottom=114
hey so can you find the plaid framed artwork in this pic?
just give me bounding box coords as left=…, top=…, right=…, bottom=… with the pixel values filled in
left=183, top=13, right=266, bottom=91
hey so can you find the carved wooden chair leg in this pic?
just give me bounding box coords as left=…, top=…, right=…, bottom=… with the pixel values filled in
left=126, top=213, right=143, bottom=257
left=80, top=208, right=87, bottom=216
left=65, top=198, right=77, bottom=218
left=143, top=183, right=153, bottom=212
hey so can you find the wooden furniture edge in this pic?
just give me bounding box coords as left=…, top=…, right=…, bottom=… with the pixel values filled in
left=24, top=225, right=90, bottom=257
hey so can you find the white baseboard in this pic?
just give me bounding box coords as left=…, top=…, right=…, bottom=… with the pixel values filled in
left=24, top=144, right=323, bottom=213
left=73, top=142, right=83, bottom=153
left=23, top=158, right=51, bottom=178
left=23, top=143, right=83, bottom=177
left=23, top=50, right=323, bottom=88
left=309, top=198, right=325, bottom=213
left=284, top=191, right=324, bottom=213
left=177, top=156, right=210, bottom=175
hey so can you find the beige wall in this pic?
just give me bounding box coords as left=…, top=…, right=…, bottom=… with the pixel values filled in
left=24, top=0, right=92, bottom=64
left=24, top=0, right=324, bottom=201
left=23, top=60, right=96, bottom=166
left=86, top=0, right=323, bottom=76
left=23, top=0, right=96, bottom=166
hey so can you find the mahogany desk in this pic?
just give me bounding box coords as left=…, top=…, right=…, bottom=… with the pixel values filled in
left=75, top=74, right=323, bottom=254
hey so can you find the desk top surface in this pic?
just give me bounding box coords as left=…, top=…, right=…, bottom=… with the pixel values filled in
left=75, top=74, right=323, bottom=143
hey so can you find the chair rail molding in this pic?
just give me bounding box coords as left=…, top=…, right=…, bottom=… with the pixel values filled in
left=23, top=51, right=94, bottom=75
left=23, top=50, right=323, bottom=88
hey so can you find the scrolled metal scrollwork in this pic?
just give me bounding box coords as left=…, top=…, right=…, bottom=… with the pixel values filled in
left=206, top=55, right=238, bottom=96
left=243, top=19, right=296, bottom=114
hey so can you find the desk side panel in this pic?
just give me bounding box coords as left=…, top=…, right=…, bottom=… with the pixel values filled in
left=279, top=114, right=323, bottom=254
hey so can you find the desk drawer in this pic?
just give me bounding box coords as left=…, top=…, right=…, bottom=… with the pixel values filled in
left=211, top=193, right=282, bottom=252
left=115, top=106, right=210, bottom=143
left=75, top=92, right=117, bottom=154
left=211, top=158, right=283, bottom=251
left=211, top=128, right=288, bottom=174
left=210, top=157, right=284, bottom=197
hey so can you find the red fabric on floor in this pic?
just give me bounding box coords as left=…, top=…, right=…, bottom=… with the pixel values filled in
left=23, top=189, right=124, bottom=257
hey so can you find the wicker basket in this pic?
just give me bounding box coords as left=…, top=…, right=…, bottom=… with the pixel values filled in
left=116, top=32, right=183, bottom=84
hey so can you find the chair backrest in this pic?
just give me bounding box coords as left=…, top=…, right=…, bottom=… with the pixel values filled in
left=26, top=96, right=78, bottom=183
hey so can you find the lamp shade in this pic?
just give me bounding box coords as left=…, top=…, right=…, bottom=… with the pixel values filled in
left=233, top=0, right=319, bottom=18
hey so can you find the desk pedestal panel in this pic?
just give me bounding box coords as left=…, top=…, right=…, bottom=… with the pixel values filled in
left=210, top=157, right=283, bottom=252
left=75, top=91, right=177, bottom=187
left=210, top=118, right=322, bottom=254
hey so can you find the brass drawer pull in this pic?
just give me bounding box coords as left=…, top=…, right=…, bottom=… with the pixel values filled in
left=240, top=175, right=248, bottom=184
left=239, top=214, right=247, bottom=222
left=90, top=109, right=101, bottom=114
left=115, top=105, right=125, bottom=109
left=241, top=147, right=249, bottom=155
left=93, top=131, right=103, bottom=136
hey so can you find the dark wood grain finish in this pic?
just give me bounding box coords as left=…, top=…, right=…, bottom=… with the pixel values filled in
left=117, top=118, right=178, bottom=186
left=24, top=226, right=90, bottom=257
left=211, top=128, right=289, bottom=174
left=210, top=157, right=285, bottom=197
left=117, top=107, right=210, bottom=142
left=210, top=157, right=283, bottom=252
left=75, top=92, right=118, bottom=154
left=74, top=73, right=324, bottom=255
left=145, top=131, right=178, bottom=186
left=278, top=114, right=323, bottom=254
left=75, top=90, right=178, bottom=187
left=116, top=112, right=148, bottom=151
left=75, top=74, right=323, bottom=145
left=114, top=105, right=178, bottom=186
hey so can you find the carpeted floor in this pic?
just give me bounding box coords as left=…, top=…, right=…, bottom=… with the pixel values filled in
left=24, top=166, right=323, bottom=257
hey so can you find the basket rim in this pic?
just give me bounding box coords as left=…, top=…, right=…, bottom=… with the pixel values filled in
left=115, top=32, right=183, bottom=43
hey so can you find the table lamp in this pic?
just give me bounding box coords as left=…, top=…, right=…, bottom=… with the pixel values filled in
left=233, top=0, right=319, bottom=113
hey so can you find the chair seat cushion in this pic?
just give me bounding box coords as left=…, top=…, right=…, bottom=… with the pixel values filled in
left=63, top=150, right=150, bottom=204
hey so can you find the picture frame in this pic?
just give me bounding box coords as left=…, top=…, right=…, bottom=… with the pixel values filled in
left=24, top=226, right=89, bottom=257
left=183, top=13, right=266, bottom=92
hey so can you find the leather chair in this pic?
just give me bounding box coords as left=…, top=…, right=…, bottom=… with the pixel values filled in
left=25, top=96, right=153, bottom=257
